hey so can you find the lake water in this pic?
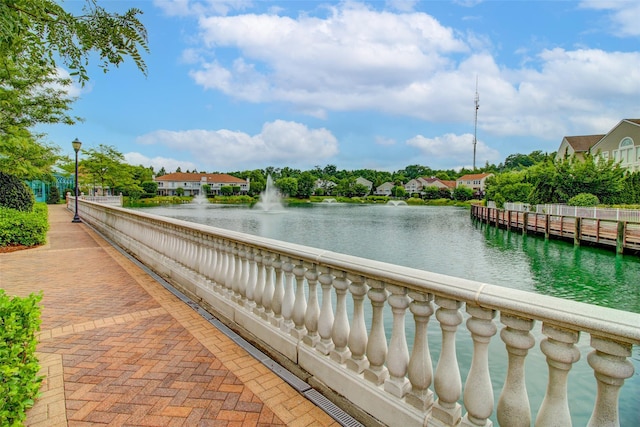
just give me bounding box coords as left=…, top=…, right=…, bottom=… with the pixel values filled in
left=135, top=203, right=640, bottom=425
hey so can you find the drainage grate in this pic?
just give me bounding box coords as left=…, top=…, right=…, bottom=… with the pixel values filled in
left=304, top=389, right=363, bottom=427
left=261, top=359, right=311, bottom=392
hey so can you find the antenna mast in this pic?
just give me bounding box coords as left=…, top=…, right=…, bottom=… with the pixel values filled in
left=473, top=76, right=479, bottom=170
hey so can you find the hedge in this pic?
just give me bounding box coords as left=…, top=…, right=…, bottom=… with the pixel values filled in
left=0, top=290, right=43, bottom=425
left=0, top=204, right=49, bottom=247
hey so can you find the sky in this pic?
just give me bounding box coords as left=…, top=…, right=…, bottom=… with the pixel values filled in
left=40, top=0, right=640, bottom=174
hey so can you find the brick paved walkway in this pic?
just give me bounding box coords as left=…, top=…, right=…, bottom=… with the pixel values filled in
left=1, top=205, right=340, bottom=427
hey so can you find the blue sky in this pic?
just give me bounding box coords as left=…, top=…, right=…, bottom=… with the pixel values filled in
left=41, top=0, right=640, bottom=173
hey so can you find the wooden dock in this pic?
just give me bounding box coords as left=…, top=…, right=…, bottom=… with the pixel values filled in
left=471, top=205, right=640, bottom=254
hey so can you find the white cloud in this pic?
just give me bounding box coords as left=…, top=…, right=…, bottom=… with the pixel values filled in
left=124, top=152, right=198, bottom=173
left=136, top=120, right=338, bottom=170
left=406, top=133, right=500, bottom=167
left=191, top=2, right=468, bottom=111
left=579, top=1, right=640, bottom=37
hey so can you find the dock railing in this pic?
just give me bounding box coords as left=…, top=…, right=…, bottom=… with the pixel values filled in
left=74, top=200, right=639, bottom=427
left=504, top=202, right=640, bottom=223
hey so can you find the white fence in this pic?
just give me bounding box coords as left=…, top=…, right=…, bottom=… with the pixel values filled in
left=66, top=193, right=123, bottom=207
left=503, top=202, right=640, bottom=223
left=74, top=200, right=639, bottom=427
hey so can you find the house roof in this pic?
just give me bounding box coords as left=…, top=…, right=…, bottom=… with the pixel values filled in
left=420, top=177, right=456, bottom=188
left=563, top=135, right=605, bottom=152
left=457, top=173, right=493, bottom=181
left=155, top=173, right=246, bottom=184
left=624, top=118, right=640, bottom=126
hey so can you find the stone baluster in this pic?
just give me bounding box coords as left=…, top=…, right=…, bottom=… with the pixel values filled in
left=253, top=250, right=265, bottom=315
left=270, top=255, right=284, bottom=327
left=303, top=262, right=320, bottom=347
left=432, top=297, right=463, bottom=427
left=462, top=304, right=497, bottom=427
left=384, top=284, right=410, bottom=398
left=586, top=336, right=634, bottom=427
left=245, top=249, right=257, bottom=309
left=291, top=261, right=308, bottom=339
left=346, top=274, right=369, bottom=373
left=218, top=240, right=229, bottom=294
left=535, top=323, right=581, bottom=427
left=497, top=314, right=535, bottom=427
left=224, top=242, right=237, bottom=298
left=203, top=236, right=215, bottom=284
left=364, top=279, right=389, bottom=385
left=406, top=291, right=434, bottom=411
left=231, top=244, right=243, bottom=303
left=211, top=239, right=222, bottom=290
left=330, top=270, right=351, bottom=364
left=237, top=246, right=249, bottom=302
left=280, top=256, right=295, bottom=333
left=261, top=251, right=275, bottom=321
left=316, top=266, right=335, bottom=355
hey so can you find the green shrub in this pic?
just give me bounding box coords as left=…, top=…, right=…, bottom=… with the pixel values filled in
left=0, top=290, right=43, bottom=426
left=46, top=186, right=60, bottom=204
left=568, top=193, right=600, bottom=207
left=0, top=203, right=49, bottom=247
left=0, top=172, right=35, bottom=212
left=406, top=197, right=425, bottom=205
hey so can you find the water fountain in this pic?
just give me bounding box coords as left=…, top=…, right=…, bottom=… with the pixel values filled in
left=254, top=175, right=284, bottom=212
left=386, top=200, right=408, bottom=206
left=191, top=191, right=210, bottom=205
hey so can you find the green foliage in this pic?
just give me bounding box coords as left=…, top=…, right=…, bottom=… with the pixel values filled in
left=141, top=181, right=158, bottom=196
left=46, top=185, right=60, bottom=204
left=0, top=172, right=35, bottom=211
left=406, top=197, right=425, bottom=205
left=275, top=177, right=298, bottom=197
left=568, top=193, right=600, bottom=207
left=220, top=186, right=233, bottom=196
left=0, top=130, right=63, bottom=180
left=175, top=187, right=184, bottom=196
left=527, top=155, right=624, bottom=204
left=452, top=186, right=474, bottom=201
left=0, top=290, right=43, bottom=426
left=0, top=203, right=49, bottom=247
left=391, top=186, right=406, bottom=198
left=200, top=183, right=210, bottom=196
left=484, top=171, right=533, bottom=205
left=619, top=171, right=640, bottom=204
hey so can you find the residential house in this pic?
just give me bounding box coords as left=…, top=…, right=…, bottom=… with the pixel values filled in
left=355, top=177, right=373, bottom=193
left=404, top=176, right=456, bottom=196
left=375, top=181, right=395, bottom=196
left=556, top=135, right=605, bottom=161
left=154, top=173, right=249, bottom=196
left=314, top=179, right=337, bottom=195
left=456, top=173, right=494, bottom=196
left=403, top=178, right=424, bottom=195
left=555, top=119, right=640, bottom=172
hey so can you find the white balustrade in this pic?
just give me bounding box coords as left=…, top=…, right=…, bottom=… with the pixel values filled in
left=74, top=200, right=640, bottom=427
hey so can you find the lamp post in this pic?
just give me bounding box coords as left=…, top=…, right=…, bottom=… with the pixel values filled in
left=71, top=138, right=82, bottom=223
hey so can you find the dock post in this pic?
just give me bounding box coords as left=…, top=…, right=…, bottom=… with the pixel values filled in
left=574, top=217, right=581, bottom=246
left=617, top=221, right=626, bottom=254
left=545, top=214, right=550, bottom=240
left=522, top=212, right=528, bottom=235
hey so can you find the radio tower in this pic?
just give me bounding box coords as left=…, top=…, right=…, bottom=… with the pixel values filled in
left=473, top=76, right=479, bottom=170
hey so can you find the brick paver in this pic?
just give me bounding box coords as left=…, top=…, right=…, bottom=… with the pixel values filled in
left=1, top=205, right=339, bottom=426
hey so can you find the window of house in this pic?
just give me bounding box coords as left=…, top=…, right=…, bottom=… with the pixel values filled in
left=617, top=137, right=635, bottom=165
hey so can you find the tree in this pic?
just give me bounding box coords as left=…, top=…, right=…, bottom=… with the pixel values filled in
left=141, top=181, right=158, bottom=196
left=453, top=186, right=473, bottom=201
left=275, top=177, right=298, bottom=197
left=200, top=184, right=211, bottom=196
left=297, top=172, right=316, bottom=198
left=175, top=187, right=184, bottom=196
left=1, top=1, right=149, bottom=179
left=81, top=144, right=130, bottom=195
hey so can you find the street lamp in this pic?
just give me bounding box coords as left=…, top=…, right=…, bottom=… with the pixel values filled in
left=71, top=138, right=82, bottom=223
